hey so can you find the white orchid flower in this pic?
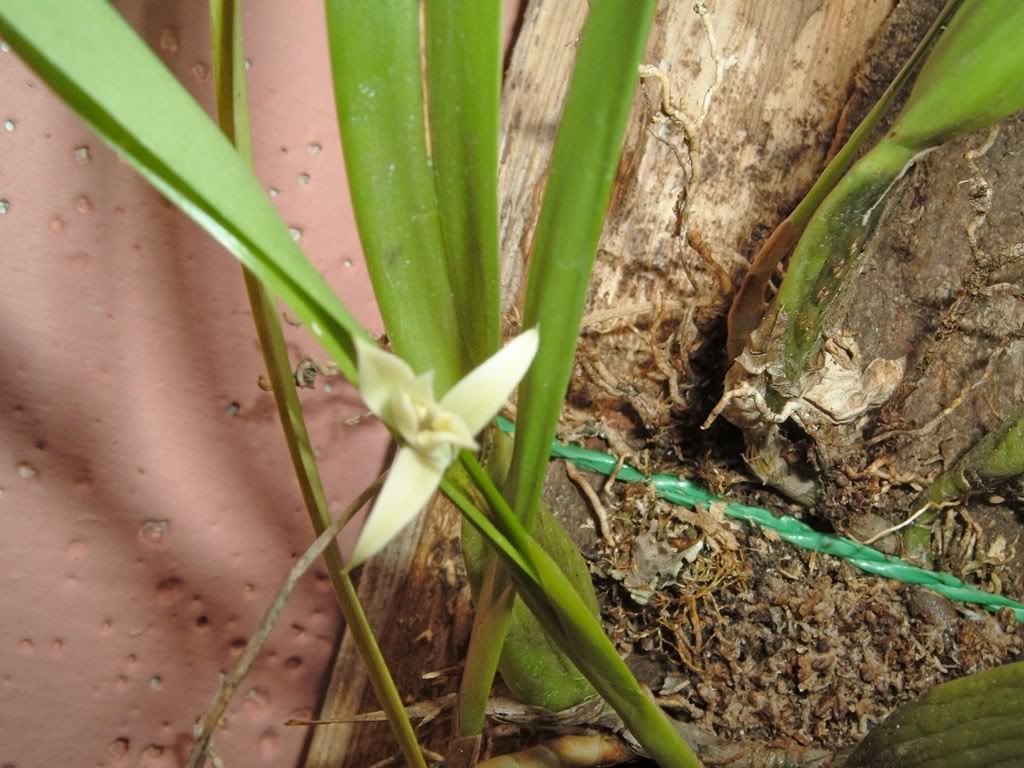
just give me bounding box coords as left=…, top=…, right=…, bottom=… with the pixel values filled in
left=347, top=328, right=539, bottom=570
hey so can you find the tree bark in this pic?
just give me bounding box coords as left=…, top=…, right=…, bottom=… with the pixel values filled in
left=499, top=0, right=897, bottom=443
left=305, top=493, right=471, bottom=766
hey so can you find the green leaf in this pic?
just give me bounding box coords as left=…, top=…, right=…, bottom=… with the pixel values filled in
left=324, top=0, right=464, bottom=392
left=506, top=0, right=657, bottom=529
left=458, top=431, right=597, bottom=733
left=208, top=4, right=425, bottom=766
left=892, top=0, right=1024, bottom=149
left=845, top=662, right=1024, bottom=768
left=725, top=0, right=960, bottom=360
left=773, top=138, right=916, bottom=381
left=442, top=477, right=542, bottom=588
left=462, top=497, right=598, bottom=713
left=774, top=0, right=1024, bottom=383
left=0, top=0, right=369, bottom=382
left=425, top=0, right=503, bottom=368
left=458, top=0, right=656, bottom=731
left=442, top=459, right=700, bottom=768
left=516, top=535, right=697, bottom=768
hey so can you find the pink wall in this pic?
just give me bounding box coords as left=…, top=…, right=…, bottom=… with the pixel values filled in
left=0, top=3, right=390, bottom=766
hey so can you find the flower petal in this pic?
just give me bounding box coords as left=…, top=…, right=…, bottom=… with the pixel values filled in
left=387, top=389, right=422, bottom=445
left=409, top=370, right=436, bottom=403
left=440, top=327, right=539, bottom=436
left=346, top=447, right=444, bottom=570
left=356, top=338, right=418, bottom=418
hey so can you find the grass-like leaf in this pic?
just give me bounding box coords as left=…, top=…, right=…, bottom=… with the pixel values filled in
left=506, top=1, right=657, bottom=529
left=458, top=433, right=598, bottom=735
left=208, top=3, right=425, bottom=766
left=774, top=0, right=1024, bottom=381
left=0, top=0, right=369, bottom=381
left=444, top=454, right=700, bottom=768
left=458, top=0, right=657, bottom=734
left=425, top=0, right=502, bottom=368
left=718, top=0, right=1024, bottom=501
left=324, top=0, right=464, bottom=392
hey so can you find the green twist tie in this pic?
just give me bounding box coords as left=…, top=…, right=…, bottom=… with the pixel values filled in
left=496, top=417, right=1024, bottom=622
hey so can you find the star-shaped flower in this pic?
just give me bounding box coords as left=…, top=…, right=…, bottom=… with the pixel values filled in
left=347, top=328, right=539, bottom=569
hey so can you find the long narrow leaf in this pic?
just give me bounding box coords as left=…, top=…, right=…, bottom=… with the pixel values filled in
left=460, top=0, right=657, bottom=734
left=506, top=1, right=657, bottom=530
left=208, top=4, right=426, bottom=766
left=516, top=539, right=698, bottom=768
left=425, top=0, right=503, bottom=368
left=0, top=0, right=369, bottom=381
left=775, top=0, right=1024, bottom=380
left=725, top=0, right=960, bottom=360
left=458, top=440, right=596, bottom=734
left=325, top=0, right=464, bottom=391
left=443, top=457, right=700, bottom=768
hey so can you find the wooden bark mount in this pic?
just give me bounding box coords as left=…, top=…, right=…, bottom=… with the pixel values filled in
left=305, top=493, right=470, bottom=766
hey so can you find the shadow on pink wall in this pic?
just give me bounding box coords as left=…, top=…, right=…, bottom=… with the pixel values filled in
left=0, top=2, right=518, bottom=766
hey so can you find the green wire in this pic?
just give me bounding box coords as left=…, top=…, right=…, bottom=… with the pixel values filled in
left=496, top=417, right=1024, bottom=622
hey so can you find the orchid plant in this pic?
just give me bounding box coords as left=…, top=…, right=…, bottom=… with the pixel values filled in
left=0, top=1, right=699, bottom=766
left=5, top=1, right=1024, bottom=767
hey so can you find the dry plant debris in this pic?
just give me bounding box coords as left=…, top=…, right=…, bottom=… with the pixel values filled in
left=579, top=478, right=1022, bottom=752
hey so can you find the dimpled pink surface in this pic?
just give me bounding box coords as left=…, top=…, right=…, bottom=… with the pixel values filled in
left=0, top=3, right=390, bottom=766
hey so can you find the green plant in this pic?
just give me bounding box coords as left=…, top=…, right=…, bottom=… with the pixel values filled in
left=456, top=0, right=659, bottom=738
left=725, top=0, right=960, bottom=361
left=903, top=403, right=1024, bottom=562
left=843, top=661, right=1024, bottom=768
left=6, top=1, right=1024, bottom=766
left=717, top=0, right=1024, bottom=502
left=208, top=2, right=424, bottom=763
left=0, top=0, right=696, bottom=765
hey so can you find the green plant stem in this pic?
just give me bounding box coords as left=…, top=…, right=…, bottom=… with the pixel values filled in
left=186, top=475, right=384, bottom=768
left=209, top=3, right=424, bottom=766
left=440, top=466, right=700, bottom=768
left=904, top=403, right=1024, bottom=560
left=454, top=448, right=515, bottom=737
left=925, top=402, right=1024, bottom=499
left=455, top=563, right=515, bottom=737
left=456, top=432, right=596, bottom=735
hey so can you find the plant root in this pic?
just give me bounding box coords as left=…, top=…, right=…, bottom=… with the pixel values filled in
left=564, top=460, right=614, bottom=544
